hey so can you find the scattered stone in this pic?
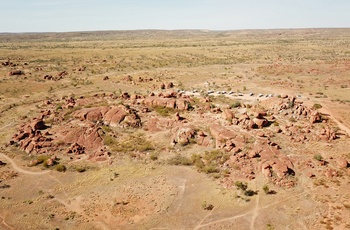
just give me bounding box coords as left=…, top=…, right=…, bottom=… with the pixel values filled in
left=337, top=158, right=348, bottom=169
left=324, top=168, right=338, bottom=178
left=8, top=70, right=24, bottom=76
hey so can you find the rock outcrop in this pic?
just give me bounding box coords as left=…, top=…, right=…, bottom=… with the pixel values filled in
left=74, top=105, right=141, bottom=128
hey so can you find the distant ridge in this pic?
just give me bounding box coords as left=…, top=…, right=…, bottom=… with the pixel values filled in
left=0, top=28, right=349, bottom=42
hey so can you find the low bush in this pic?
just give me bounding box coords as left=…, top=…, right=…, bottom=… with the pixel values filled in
left=263, top=184, right=270, bottom=194
left=312, top=103, right=322, bottom=110
left=231, top=100, right=241, bottom=108
left=75, top=165, right=86, bottom=173
left=55, top=164, right=66, bottom=172
left=168, top=155, right=193, bottom=166
left=235, top=181, right=248, bottom=191
left=154, top=106, right=175, bottom=117
left=313, top=154, right=323, bottom=161
left=201, top=200, right=214, bottom=210
left=149, top=153, right=158, bottom=161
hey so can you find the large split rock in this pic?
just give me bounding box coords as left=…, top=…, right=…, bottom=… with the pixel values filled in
left=142, top=96, right=190, bottom=111
left=74, top=105, right=141, bottom=128
left=62, top=125, right=103, bottom=152
left=210, top=124, right=241, bottom=152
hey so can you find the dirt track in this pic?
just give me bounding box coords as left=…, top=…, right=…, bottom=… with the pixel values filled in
left=0, top=153, right=50, bottom=175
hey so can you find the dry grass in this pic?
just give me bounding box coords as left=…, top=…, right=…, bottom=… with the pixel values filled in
left=1, top=29, right=350, bottom=230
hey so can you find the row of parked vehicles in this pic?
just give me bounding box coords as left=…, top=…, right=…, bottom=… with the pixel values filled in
left=177, top=89, right=274, bottom=98
left=207, top=90, right=273, bottom=97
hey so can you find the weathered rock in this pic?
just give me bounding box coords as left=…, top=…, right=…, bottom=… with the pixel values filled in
left=104, top=107, right=127, bottom=126
left=63, top=126, right=103, bottom=152
left=174, top=112, right=184, bottom=121
left=253, top=118, right=268, bottom=129
left=222, top=109, right=234, bottom=121
left=46, top=158, right=54, bottom=166
left=224, top=140, right=235, bottom=152
left=306, top=171, right=315, bottom=178
left=8, top=70, right=24, bottom=76
left=173, top=127, right=196, bottom=146
left=310, top=111, right=321, bottom=124
left=66, top=142, right=85, bottom=155
left=210, top=124, right=236, bottom=141
left=337, top=158, right=348, bottom=169
left=120, top=92, right=130, bottom=99
left=196, top=132, right=211, bottom=147
left=43, top=75, right=53, bottom=80
left=89, top=147, right=111, bottom=162
left=252, top=109, right=267, bottom=119
left=166, top=82, right=174, bottom=89
left=122, top=112, right=142, bottom=128
left=74, top=107, right=108, bottom=122
left=58, top=71, right=68, bottom=77
left=30, top=119, right=46, bottom=131
left=324, top=168, right=338, bottom=178
left=176, top=99, right=189, bottom=111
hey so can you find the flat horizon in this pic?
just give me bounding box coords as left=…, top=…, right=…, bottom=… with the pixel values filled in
left=1, top=1, right=350, bottom=33
left=1, top=27, right=350, bottom=34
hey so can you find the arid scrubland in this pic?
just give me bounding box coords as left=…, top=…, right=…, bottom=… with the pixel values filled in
left=0, top=29, right=350, bottom=229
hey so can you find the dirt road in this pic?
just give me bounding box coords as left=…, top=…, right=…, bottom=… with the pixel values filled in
left=0, top=153, right=50, bottom=175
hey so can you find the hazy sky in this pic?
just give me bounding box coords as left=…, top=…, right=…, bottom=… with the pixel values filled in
left=1, top=0, right=349, bottom=32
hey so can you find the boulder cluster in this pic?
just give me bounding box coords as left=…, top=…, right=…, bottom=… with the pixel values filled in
left=8, top=91, right=346, bottom=187
left=74, top=105, right=142, bottom=128
left=10, top=115, right=55, bottom=154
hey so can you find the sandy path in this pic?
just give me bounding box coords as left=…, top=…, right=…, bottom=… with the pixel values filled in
left=0, top=153, right=50, bottom=175
left=0, top=121, right=14, bottom=132
left=0, top=214, right=14, bottom=230
left=318, top=106, right=350, bottom=136
left=250, top=191, right=260, bottom=230
left=193, top=190, right=308, bottom=229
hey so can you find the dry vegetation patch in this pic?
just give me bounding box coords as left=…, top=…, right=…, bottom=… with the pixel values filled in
left=1, top=29, right=350, bottom=229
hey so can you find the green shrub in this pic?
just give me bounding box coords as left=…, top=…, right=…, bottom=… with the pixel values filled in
left=191, top=154, right=204, bottom=169
left=313, top=154, right=323, bottom=161
left=112, top=133, right=154, bottom=154
left=75, top=165, right=86, bottom=173
left=263, top=184, right=270, bottom=194
left=312, top=103, right=322, bottom=110
left=168, top=155, right=193, bottom=165
left=235, top=181, right=248, bottom=191
left=55, top=164, right=66, bottom=172
left=103, top=134, right=117, bottom=146
left=203, top=150, right=230, bottom=164
left=201, top=200, right=214, bottom=210
left=244, top=189, right=256, bottom=196
left=154, top=106, right=175, bottom=117
left=190, top=151, right=230, bottom=175
left=202, top=166, right=219, bottom=174
left=231, top=100, right=241, bottom=108
left=289, top=117, right=297, bottom=123
left=36, top=155, right=50, bottom=164
left=149, top=153, right=158, bottom=161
